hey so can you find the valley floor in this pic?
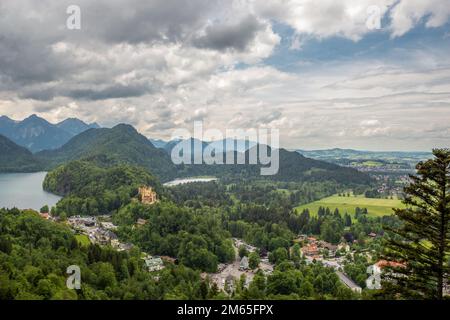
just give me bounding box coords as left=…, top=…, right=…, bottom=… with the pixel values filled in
left=295, top=194, right=405, bottom=217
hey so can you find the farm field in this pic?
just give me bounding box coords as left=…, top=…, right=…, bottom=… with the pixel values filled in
left=75, top=234, right=90, bottom=246
left=295, top=194, right=406, bottom=217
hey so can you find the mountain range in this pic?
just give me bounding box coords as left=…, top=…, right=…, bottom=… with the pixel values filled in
left=151, top=137, right=257, bottom=154
left=0, top=114, right=99, bottom=152
left=0, top=115, right=371, bottom=185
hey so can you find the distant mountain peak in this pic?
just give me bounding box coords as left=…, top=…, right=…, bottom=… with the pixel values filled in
left=0, top=114, right=102, bottom=152
left=23, top=113, right=47, bottom=122
left=56, top=117, right=101, bottom=137
left=112, top=123, right=138, bottom=132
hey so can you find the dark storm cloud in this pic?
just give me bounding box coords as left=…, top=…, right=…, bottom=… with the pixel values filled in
left=0, top=36, right=69, bottom=87
left=0, top=0, right=229, bottom=101
left=75, top=0, right=219, bottom=44
left=65, top=84, right=151, bottom=101
left=20, top=84, right=152, bottom=101
left=192, top=15, right=264, bottom=51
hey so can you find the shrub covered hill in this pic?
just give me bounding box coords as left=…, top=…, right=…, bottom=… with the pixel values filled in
left=43, top=160, right=161, bottom=216
left=0, top=134, right=43, bottom=172
left=36, top=124, right=177, bottom=181
left=177, top=144, right=371, bottom=185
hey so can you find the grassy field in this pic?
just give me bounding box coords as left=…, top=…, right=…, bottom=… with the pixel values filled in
left=75, top=234, right=91, bottom=246
left=351, top=160, right=383, bottom=167
left=295, top=194, right=405, bottom=217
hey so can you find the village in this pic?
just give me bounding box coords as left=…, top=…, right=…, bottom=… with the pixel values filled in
left=206, top=238, right=275, bottom=293
left=296, top=235, right=362, bottom=292
left=39, top=186, right=169, bottom=274
left=37, top=185, right=420, bottom=295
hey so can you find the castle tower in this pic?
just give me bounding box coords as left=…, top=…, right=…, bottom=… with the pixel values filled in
left=139, top=186, right=157, bottom=204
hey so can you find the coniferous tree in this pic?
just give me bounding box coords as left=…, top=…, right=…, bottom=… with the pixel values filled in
left=382, top=149, right=450, bottom=299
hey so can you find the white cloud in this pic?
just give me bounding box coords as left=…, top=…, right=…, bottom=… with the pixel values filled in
left=252, top=0, right=395, bottom=41
left=389, top=0, right=450, bottom=37
left=251, top=0, right=450, bottom=40
left=1, top=0, right=450, bottom=151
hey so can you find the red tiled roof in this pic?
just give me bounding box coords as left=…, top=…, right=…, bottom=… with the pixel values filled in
left=375, top=260, right=405, bottom=269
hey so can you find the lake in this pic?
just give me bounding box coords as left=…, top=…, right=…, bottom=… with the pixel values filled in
left=0, top=172, right=61, bottom=211
left=163, top=177, right=217, bottom=187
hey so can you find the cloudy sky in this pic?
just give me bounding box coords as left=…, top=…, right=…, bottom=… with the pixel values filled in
left=1, top=0, right=450, bottom=151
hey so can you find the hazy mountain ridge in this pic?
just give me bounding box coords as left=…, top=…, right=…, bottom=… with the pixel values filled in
left=153, top=137, right=258, bottom=154
left=297, top=148, right=433, bottom=169
left=0, top=114, right=100, bottom=152
left=1, top=115, right=371, bottom=185
left=56, top=118, right=100, bottom=136
left=166, top=142, right=371, bottom=185
left=297, top=148, right=432, bottom=160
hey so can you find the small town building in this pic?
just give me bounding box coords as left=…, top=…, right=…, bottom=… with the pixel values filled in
left=101, top=222, right=118, bottom=230
left=137, top=218, right=148, bottom=226
left=40, top=212, right=50, bottom=220
left=301, top=244, right=319, bottom=256
left=319, top=241, right=338, bottom=255
left=143, top=256, right=164, bottom=272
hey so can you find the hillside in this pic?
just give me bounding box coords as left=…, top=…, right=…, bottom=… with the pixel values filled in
left=0, top=135, right=42, bottom=172
left=176, top=145, right=372, bottom=185
left=274, top=148, right=371, bottom=184
left=161, top=138, right=257, bottom=154
left=36, top=124, right=176, bottom=181
left=43, top=160, right=161, bottom=215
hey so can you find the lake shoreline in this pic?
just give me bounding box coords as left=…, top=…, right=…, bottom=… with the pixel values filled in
left=0, top=172, right=61, bottom=211
left=163, top=176, right=217, bottom=187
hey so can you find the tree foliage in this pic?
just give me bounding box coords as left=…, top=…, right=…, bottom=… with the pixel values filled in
left=382, top=149, right=450, bottom=300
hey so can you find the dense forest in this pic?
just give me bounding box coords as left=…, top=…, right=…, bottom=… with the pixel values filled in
left=0, top=207, right=359, bottom=300
left=43, top=160, right=161, bottom=216
left=36, top=124, right=177, bottom=181
left=0, top=135, right=43, bottom=172
left=3, top=120, right=447, bottom=300
left=0, top=208, right=223, bottom=299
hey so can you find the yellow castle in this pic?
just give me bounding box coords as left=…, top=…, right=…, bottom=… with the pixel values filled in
left=138, top=186, right=157, bottom=205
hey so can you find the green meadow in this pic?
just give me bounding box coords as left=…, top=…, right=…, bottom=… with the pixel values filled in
left=75, top=234, right=91, bottom=246
left=295, top=194, right=405, bottom=217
